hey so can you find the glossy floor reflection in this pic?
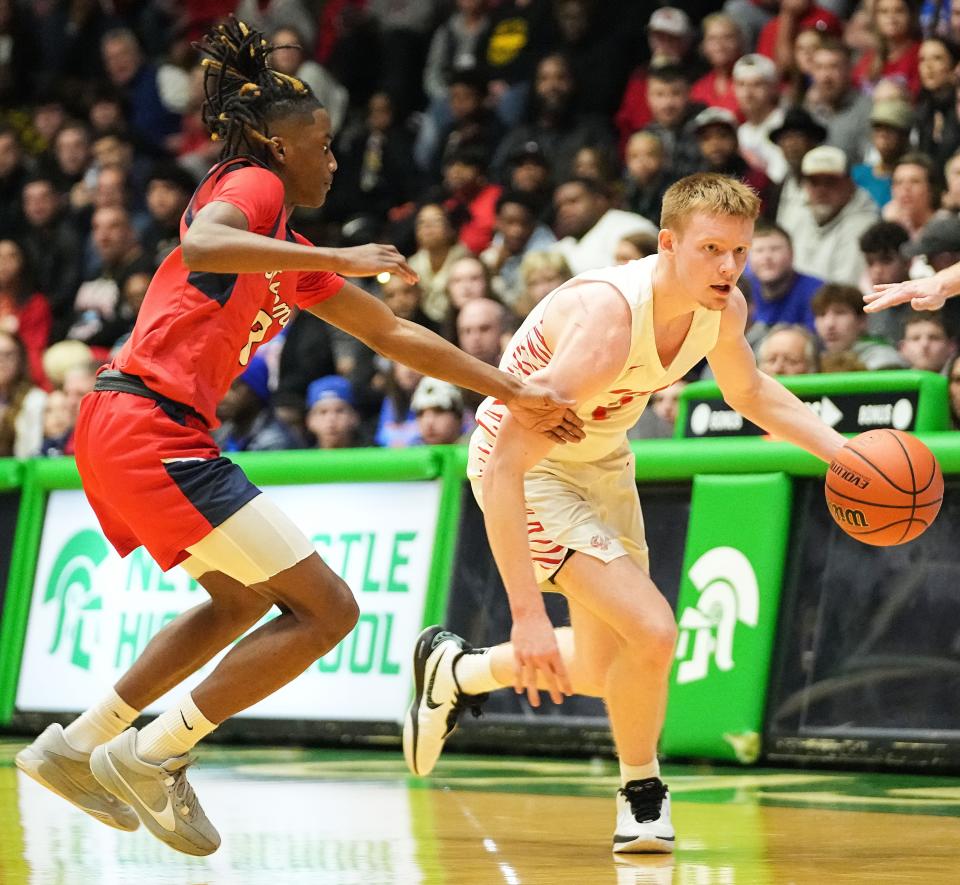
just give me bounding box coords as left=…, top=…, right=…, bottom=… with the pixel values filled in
left=2, top=742, right=960, bottom=884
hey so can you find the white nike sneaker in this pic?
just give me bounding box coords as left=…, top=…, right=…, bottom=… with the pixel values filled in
left=89, top=728, right=220, bottom=856
left=612, top=778, right=675, bottom=854
left=403, top=625, right=488, bottom=776
left=15, top=724, right=140, bottom=831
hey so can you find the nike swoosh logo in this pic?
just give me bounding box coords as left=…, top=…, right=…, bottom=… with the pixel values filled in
left=180, top=711, right=194, bottom=731
left=109, top=758, right=178, bottom=830
left=424, top=650, right=446, bottom=710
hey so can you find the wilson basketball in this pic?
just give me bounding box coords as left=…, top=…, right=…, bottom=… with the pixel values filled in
left=825, top=429, right=943, bottom=546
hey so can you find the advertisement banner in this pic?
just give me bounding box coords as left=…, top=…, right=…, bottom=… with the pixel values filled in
left=662, top=473, right=792, bottom=763
left=15, top=482, right=441, bottom=722
left=682, top=391, right=919, bottom=438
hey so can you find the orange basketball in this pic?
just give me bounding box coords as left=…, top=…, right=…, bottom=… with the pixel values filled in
left=824, top=429, right=943, bottom=546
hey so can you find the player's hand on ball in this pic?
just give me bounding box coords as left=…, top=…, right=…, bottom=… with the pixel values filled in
left=825, top=429, right=943, bottom=545
left=510, top=611, right=573, bottom=706
left=864, top=277, right=947, bottom=314
left=506, top=383, right=585, bottom=444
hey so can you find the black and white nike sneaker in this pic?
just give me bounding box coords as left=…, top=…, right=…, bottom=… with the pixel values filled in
left=402, top=625, right=488, bottom=776
left=612, top=778, right=675, bottom=854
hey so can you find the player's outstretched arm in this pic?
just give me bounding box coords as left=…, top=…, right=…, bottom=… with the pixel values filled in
left=310, top=281, right=585, bottom=444
left=708, top=290, right=845, bottom=463
left=481, top=282, right=631, bottom=707
left=181, top=201, right=418, bottom=281
left=864, top=266, right=960, bottom=314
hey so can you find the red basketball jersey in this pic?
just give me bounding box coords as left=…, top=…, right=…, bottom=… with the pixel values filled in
left=110, top=156, right=344, bottom=426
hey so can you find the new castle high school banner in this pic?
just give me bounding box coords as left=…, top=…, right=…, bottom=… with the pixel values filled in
left=16, top=482, right=441, bottom=722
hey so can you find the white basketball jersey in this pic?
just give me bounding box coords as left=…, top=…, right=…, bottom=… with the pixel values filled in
left=470, top=255, right=721, bottom=470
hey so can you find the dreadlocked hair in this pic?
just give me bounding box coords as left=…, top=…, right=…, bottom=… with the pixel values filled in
left=195, top=16, right=321, bottom=163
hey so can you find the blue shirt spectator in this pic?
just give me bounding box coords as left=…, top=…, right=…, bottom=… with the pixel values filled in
left=851, top=163, right=892, bottom=209
left=743, top=224, right=823, bottom=331
left=214, top=357, right=303, bottom=452
left=101, top=28, right=182, bottom=149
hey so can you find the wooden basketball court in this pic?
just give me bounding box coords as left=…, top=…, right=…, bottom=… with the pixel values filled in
left=2, top=741, right=959, bottom=884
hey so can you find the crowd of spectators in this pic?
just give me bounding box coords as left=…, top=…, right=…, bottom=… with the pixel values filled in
left=3, top=0, right=960, bottom=461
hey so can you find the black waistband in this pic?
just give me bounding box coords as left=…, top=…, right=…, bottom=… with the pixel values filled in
left=93, top=370, right=208, bottom=426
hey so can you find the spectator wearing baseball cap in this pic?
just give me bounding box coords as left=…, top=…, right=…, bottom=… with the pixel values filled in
left=692, top=107, right=773, bottom=213
left=769, top=107, right=828, bottom=232
left=755, top=0, right=843, bottom=72
left=614, top=7, right=698, bottom=149
left=732, top=54, right=788, bottom=184
left=902, top=215, right=960, bottom=271
left=791, top=146, right=880, bottom=286
left=647, top=8, right=695, bottom=64
left=902, top=216, right=960, bottom=339
left=411, top=377, right=466, bottom=445
left=851, top=100, right=913, bottom=209
left=214, top=355, right=302, bottom=453
left=305, top=374, right=365, bottom=450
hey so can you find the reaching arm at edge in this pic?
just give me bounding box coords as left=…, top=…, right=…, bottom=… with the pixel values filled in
left=864, top=263, right=960, bottom=314
left=707, top=289, right=846, bottom=463
left=310, top=280, right=521, bottom=400
left=309, top=280, right=584, bottom=442
left=482, top=281, right=633, bottom=616
left=180, top=201, right=418, bottom=280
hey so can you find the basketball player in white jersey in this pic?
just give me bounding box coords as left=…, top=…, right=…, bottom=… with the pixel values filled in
left=403, top=174, right=847, bottom=853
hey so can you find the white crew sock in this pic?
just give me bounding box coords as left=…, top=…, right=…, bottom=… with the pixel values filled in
left=620, top=758, right=661, bottom=786
left=63, top=688, right=140, bottom=753
left=135, top=693, right=218, bottom=764
left=453, top=648, right=504, bottom=694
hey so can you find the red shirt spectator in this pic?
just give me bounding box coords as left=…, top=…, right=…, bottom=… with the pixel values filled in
left=691, top=13, right=744, bottom=120
left=756, top=7, right=843, bottom=61
left=615, top=7, right=696, bottom=151
left=0, top=291, right=51, bottom=388
left=0, top=239, right=51, bottom=388
left=853, top=42, right=922, bottom=97
left=691, top=70, right=743, bottom=119
left=615, top=71, right=655, bottom=146
left=448, top=183, right=502, bottom=255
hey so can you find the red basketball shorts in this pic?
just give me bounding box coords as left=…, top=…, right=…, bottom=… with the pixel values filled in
left=74, top=390, right=260, bottom=571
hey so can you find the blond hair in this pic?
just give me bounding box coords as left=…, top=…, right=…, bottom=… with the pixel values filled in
left=519, top=250, right=573, bottom=287
left=660, top=173, right=760, bottom=232
left=701, top=12, right=742, bottom=46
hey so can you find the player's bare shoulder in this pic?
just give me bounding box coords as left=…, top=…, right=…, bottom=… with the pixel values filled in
left=541, top=278, right=632, bottom=348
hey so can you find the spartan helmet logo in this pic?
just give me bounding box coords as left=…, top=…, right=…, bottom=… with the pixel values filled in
left=675, top=546, right=759, bottom=685
left=43, top=529, right=109, bottom=671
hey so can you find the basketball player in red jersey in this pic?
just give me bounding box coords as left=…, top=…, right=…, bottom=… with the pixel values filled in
left=404, top=175, right=848, bottom=854
left=14, top=18, right=582, bottom=857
